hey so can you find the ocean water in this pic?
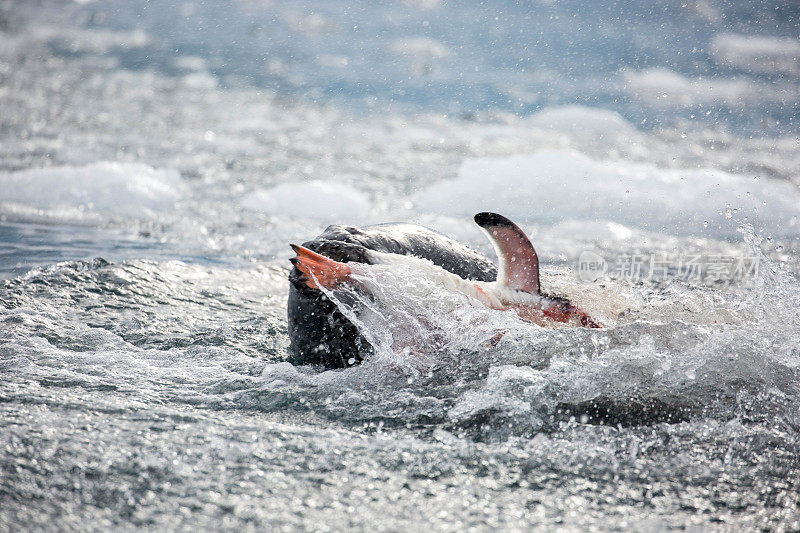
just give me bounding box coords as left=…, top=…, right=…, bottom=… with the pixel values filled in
left=1, top=0, right=799, bottom=530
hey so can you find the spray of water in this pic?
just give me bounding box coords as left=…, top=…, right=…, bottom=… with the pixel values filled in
left=310, top=226, right=800, bottom=425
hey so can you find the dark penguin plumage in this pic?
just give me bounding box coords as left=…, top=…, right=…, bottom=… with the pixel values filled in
left=287, top=223, right=497, bottom=368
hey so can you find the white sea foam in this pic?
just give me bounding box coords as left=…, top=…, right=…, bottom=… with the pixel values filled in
left=389, top=37, right=451, bottom=59
left=411, top=150, right=800, bottom=237
left=242, top=180, right=372, bottom=223
left=0, top=162, right=184, bottom=222
left=527, top=105, right=638, bottom=140
left=623, top=68, right=762, bottom=108
left=388, top=37, right=451, bottom=76
left=51, top=27, right=151, bottom=54
left=710, top=34, right=800, bottom=76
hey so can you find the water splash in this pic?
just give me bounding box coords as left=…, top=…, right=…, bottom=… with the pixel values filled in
left=309, top=226, right=800, bottom=432
left=316, top=260, right=546, bottom=375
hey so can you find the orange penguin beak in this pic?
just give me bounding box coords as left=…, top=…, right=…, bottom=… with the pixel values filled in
left=290, top=244, right=352, bottom=290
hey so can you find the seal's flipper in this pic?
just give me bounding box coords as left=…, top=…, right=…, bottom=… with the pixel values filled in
left=290, top=244, right=352, bottom=290
left=474, top=212, right=540, bottom=294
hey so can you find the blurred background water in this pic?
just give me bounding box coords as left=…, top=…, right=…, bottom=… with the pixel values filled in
left=1, top=1, right=799, bottom=530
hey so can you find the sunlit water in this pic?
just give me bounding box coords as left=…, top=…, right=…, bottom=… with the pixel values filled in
left=1, top=1, right=799, bottom=530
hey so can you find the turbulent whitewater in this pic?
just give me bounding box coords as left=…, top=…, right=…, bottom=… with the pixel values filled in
left=1, top=1, right=799, bottom=530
